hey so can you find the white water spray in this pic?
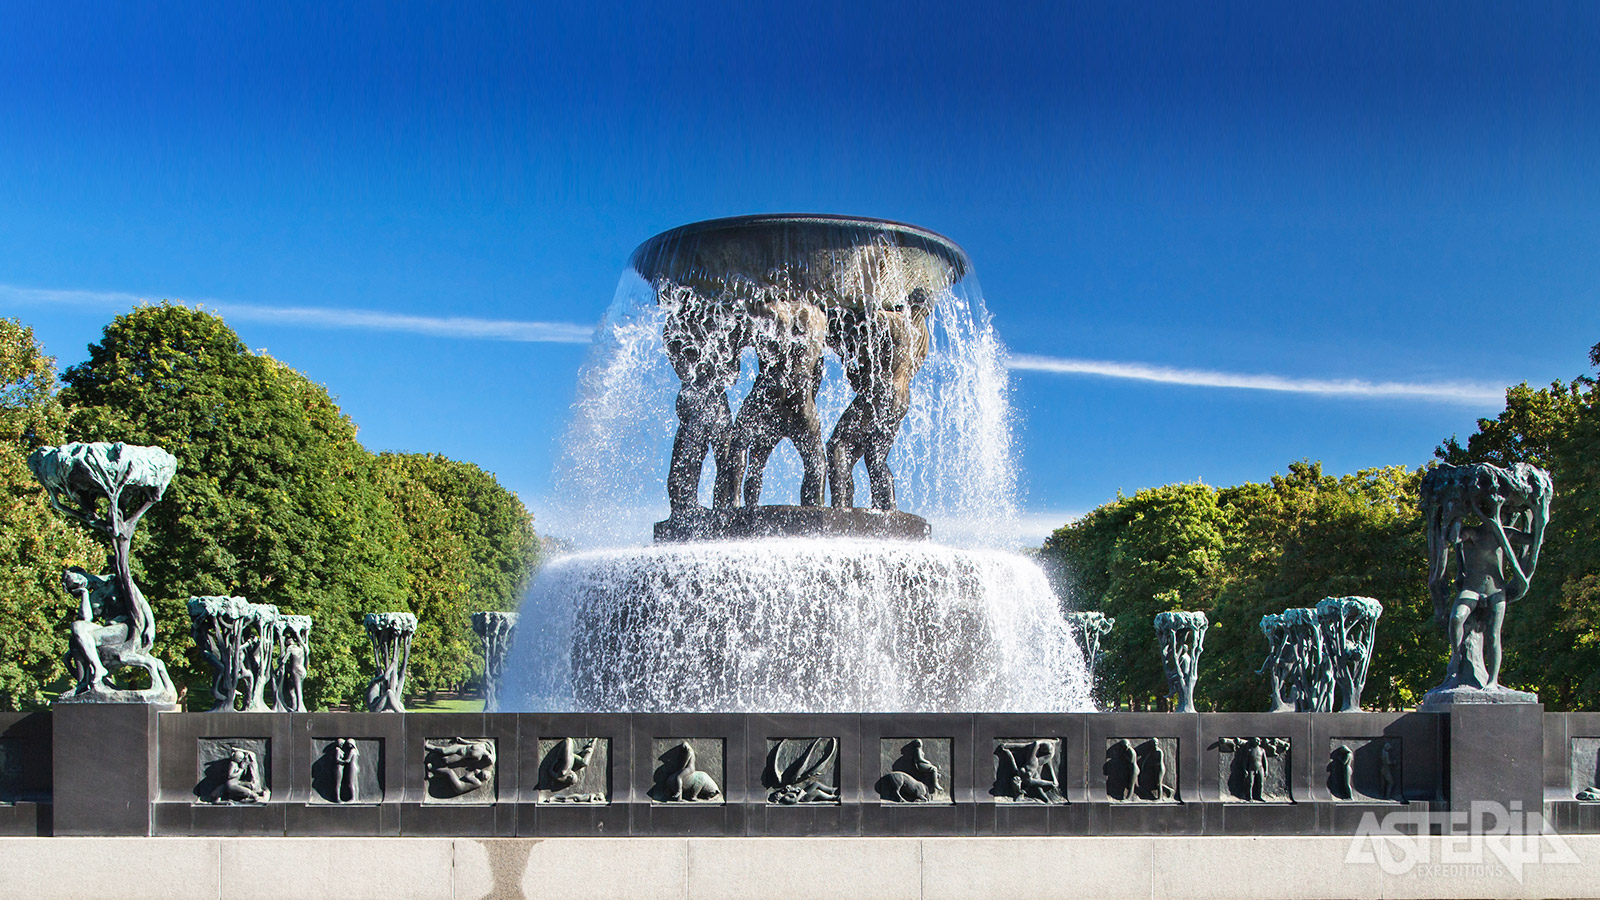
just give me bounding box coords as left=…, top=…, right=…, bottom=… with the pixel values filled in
left=504, top=216, right=1093, bottom=713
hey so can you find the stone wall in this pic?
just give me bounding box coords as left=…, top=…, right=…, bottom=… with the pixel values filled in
left=10, top=707, right=1600, bottom=837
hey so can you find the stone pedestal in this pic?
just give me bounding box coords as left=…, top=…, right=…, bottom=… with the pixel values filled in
left=654, top=505, right=931, bottom=543
left=52, top=703, right=167, bottom=836
left=1443, top=702, right=1545, bottom=833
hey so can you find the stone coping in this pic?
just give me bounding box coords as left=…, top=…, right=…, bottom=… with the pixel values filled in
left=2, top=835, right=1598, bottom=900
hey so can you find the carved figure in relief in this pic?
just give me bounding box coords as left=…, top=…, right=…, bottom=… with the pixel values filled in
left=206, top=747, right=270, bottom=804
left=656, top=741, right=721, bottom=801
left=425, top=738, right=496, bottom=798
left=334, top=738, right=359, bottom=803
left=993, top=740, right=1061, bottom=803
left=1330, top=745, right=1354, bottom=800
left=1382, top=740, right=1401, bottom=802
left=764, top=737, right=840, bottom=804
left=878, top=738, right=941, bottom=802
left=540, top=738, right=598, bottom=793
left=1106, top=738, right=1139, bottom=801
left=1219, top=737, right=1288, bottom=802
left=1147, top=741, right=1170, bottom=801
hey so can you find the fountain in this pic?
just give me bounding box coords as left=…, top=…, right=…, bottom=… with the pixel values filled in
left=504, top=214, right=1093, bottom=713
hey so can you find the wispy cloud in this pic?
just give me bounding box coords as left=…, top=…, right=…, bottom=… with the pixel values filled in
left=0, top=284, right=1510, bottom=405
left=1007, top=353, right=1504, bottom=406
left=0, top=285, right=594, bottom=344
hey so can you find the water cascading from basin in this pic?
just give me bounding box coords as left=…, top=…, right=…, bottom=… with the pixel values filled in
left=507, top=540, right=1092, bottom=712
left=503, top=214, right=1094, bottom=713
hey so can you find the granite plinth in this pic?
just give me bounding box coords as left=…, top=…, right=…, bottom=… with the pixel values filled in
left=1419, top=685, right=1539, bottom=711
left=653, top=506, right=931, bottom=543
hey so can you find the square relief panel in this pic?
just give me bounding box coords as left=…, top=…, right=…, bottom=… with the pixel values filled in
left=1215, top=737, right=1291, bottom=803
left=195, top=737, right=271, bottom=805
left=764, top=737, right=840, bottom=805
left=0, top=739, right=24, bottom=804
left=1328, top=737, right=1403, bottom=803
left=310, top=737, right=383, bottom=804
left=991, top=738, right=1064, bottom=803
left=1105, top=737, right=1178, bottom=802
left=1571, top=738, right=1600, bottom=801
left=649, top=738, right=723, bottom=804
left=423, top=737, right=497, bottom=804
left=537, top=737, right=609, bottom=804
left=877, top=738, right=951, bottom=804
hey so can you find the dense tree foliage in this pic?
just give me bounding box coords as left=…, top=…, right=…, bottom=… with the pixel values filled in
left=1048, top=342, right=1600, bottom=712
left=0, top=303, right=547, bottom=711
left=1207, top=464, right=1436, bottom=712
left=0, top=321, right=101, bottom=708
left=1047, top=483, right=1230, bottom=709
left=377, top=453, right=539, bottom=696
left=1047, top=465, right=1436, bottom=711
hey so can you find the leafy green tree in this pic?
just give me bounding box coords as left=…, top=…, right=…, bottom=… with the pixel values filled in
left=0, top=320, right=101, bottom=708
left=1206, top=463, right=1436, bottom=712
left=379, top=452, right=539, bottom=611
left=1046, top=463, right=1441, bottom=712
left=377, top=452, right=539, bottom=697
left=375, top=458, right=472, bottom=696
left=1045, top=483, right=1231, bottom=709
left=61, top=304, right=411, bottom=709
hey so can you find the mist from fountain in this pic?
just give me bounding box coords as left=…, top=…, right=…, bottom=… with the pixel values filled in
left=503, top=216, right=1094, bottom=713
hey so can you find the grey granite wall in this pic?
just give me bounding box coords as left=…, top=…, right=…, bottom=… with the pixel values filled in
left=32, top=707, right=1600, bottom=837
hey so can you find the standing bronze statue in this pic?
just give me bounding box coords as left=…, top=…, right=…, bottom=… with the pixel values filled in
left=826, top=289, right=931, bottom=511
left=725, top=294, right=829, bottom=507
left=364, top=611, right=417, bottom=712
left=1420, top=462, right=1552, bottom=707
left=634, top=215, right=965, bottom=541
left=30, top=442, right=179, bottom=706
left=661, top=286, right=746, bottom=514
left=1156, top=610, right=1208, bottom=713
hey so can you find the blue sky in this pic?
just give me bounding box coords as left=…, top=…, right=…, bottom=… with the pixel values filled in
left=2, top=1, right=1597, bottom=544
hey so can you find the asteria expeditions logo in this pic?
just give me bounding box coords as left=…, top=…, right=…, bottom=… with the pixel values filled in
left=1345, top=802, right=1580, bottom=883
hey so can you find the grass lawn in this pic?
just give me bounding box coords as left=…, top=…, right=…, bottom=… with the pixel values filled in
left=403, top=697, right=486, bottom=712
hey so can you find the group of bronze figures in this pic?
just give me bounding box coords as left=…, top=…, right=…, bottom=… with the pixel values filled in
left=28, top=440, right=519, bottom=714
left=1258, top=597, right=1383, bottom=713
left=660, top=283, right=933, bottom=515
left=1062, top=460, right=1554, bottom=714
left=189, top=596, right=311, bottom=713
left=25, top=433, right=1558, bottom=718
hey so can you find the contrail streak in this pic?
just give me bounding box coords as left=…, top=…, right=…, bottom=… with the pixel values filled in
left=1006, top=353, right=1504, bottom=406
left=0, top=285, right=595, bottom=344
left=0, top=284, right=1507, bottom=404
